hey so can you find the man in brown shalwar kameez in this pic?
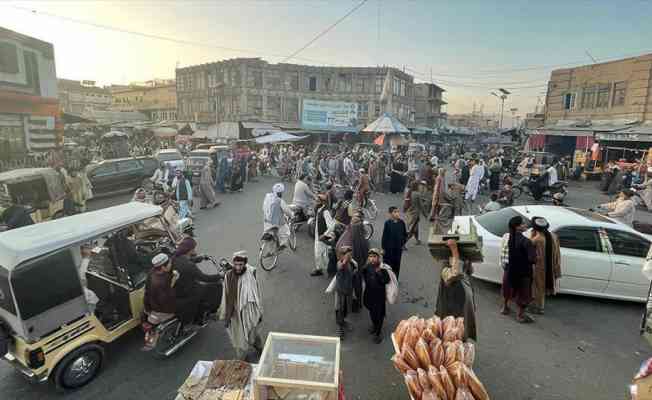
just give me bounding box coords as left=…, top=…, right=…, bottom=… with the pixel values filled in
left=529, top=217, right=562, bottom=315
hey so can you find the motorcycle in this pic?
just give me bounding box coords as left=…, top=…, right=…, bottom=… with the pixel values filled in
left=143, top=255, right=229, bottom=357
left=513, top=175, right=568, bottom=202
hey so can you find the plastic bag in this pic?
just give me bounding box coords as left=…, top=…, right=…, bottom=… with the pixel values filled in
left=395, top=320, right=410, bottom=350
left=463, top=342, right=475, bottom=367
left=464, top=364, right=490, bottom=400
left=427, top=366, right=448, bottom=400
left=430, top=340, right=444, bottom=368
left=391, top=354, right=411, bottom=374
left=416, top=338, right=433, bottom=369
left=439, top=365, right=456, bottom=400
left=402, top=346, right=421, bottom=370
left=382, top=265, right=399, bottom=304
left=405, top=371, right=423, bottom=400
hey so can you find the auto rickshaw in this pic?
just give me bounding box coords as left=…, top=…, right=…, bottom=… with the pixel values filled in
left=0, top=202, right=174, bottom=390
left=0, top=168, right=66, bottom=223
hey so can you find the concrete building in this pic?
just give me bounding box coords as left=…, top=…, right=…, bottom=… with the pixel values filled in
left=447, top=113, right=498, bottom=130
left=414, top=83, right=447, bottom=127
left=544, top=53, right=652, bottom=124
left=175, top=58, right=420, bottom=128
left=110, top=79, right=177, bottom=121
left=0, top=26, right=61, bottom=158
left=57, top=79, right=111, bottom=115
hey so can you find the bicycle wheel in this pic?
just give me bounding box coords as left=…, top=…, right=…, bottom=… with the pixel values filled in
left=364, top=200, right=378, bottom=220
left=512, top=186, right=523, bottom=200
left=258, top=240, right=279, bottom=271
left=289, top=225, right=297, bottom=251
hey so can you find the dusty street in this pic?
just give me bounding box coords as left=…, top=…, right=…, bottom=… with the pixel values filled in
left=0, top=175, right=648, bottom=400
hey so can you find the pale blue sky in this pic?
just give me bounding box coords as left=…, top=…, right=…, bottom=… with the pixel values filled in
left=1, top=0, right=651, bottom=118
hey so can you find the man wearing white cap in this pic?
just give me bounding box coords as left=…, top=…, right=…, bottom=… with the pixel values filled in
left=220, top=251, right=264, bottom=360
left=263, top=183, right=293, bottom=249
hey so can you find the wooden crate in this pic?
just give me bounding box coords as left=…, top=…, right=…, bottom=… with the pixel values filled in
left=253, top=332, right=340, bottom=400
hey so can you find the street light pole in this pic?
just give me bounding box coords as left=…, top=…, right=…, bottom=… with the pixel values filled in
left=491, top=89, right=511, bottom=130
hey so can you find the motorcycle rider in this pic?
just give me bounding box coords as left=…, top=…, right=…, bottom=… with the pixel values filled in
left=292, top=174, right=315, bottom=222
left=600, top=189, right=636, bottom=226
left=174, top=221, right=197, bottom=258
left=263, top=183, right=294, bottom=250
left=143, top=253, right=176, bottom=350
left=547, top=160, right=559, bottom=187
left=150, top=162, right=170, bottom=191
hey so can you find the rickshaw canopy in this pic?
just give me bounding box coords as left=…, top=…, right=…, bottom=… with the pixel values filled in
left=0, top=202, right=162, bottom=270
left=0, top=168, right=66, bottom=203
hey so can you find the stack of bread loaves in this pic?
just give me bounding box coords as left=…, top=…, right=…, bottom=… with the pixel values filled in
left=391, top=315, right=489, bottom=400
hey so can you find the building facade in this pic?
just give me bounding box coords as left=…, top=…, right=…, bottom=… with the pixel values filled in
left=175, top=58, right=421, bottom=127
left=0, top=27, right=61, bottom=158
left=544, top=53, right=652, bottom=124
left=110, top=79, right=177, bottom=121
left=57, top=79, right=111, bottom=115
left=414, top=83, right=446, bottom=127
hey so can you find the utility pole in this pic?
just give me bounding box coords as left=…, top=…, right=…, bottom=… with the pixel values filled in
left=491, top=88, right=510, bottom=129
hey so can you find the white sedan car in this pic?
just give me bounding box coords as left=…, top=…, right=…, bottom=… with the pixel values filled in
left=455, top=205, right=651, bottom=303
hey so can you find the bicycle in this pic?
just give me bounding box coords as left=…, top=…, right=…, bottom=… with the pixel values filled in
left=258, top=224, right=297, bottom=271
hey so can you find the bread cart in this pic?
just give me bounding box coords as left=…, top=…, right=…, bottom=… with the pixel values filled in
left=253, top=332, right=342, bottom=400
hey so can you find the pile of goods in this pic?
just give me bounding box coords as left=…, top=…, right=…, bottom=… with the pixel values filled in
left=391, top=315, right=489, bottom=400
left=178, top=360, right=253, bottom=400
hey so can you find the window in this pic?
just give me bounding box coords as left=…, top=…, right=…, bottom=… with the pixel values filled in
left=0, top=42, right=19, bottom=73
left=563, top=93, right=576, bottom=110
left=337, top=74, right=352, bottom=92
left=374, top=101, right=381, bottom=116
left=358, top=101, right=369, bottom=120
left=393, top=77, right=401, bottom=96
left=266, top=70, right=282, bottom=90
left=248, top=94, right=263, bottom=116
left=400, top=81, right=406, bottom=97
left=118, top=160, right=142, bottom=172
left=267, top=96, right=281, bottom=117
left=0, top=121, right=26, bottom=154
left=581, top=86, right=597, bottom=109
left=286, top=71, right=299, bottom=90
left=308, top=76, right=317, bottom=91
left=355, top=77, right=366, bottom=93
left=325, top=77, right=332, bottom=91
left=606, top=230, right=650, bottom=258
left=613, top=81, right=626, bottom=106
left=247, top=69, right=263, bottom=88
left=556, top=227, right=602, bottom=252
left=475, top=208, right=530, bottom=237
left=12, top=249, right=83, bottom=319
left=375, top=75, right=384, bottom=94
left=596, top=84, right=611, bottom=108
left=285, top=97, right=299, bottom=121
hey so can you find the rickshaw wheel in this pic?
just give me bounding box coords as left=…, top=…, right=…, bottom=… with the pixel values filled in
left=53, top=343, right=104, bottom=391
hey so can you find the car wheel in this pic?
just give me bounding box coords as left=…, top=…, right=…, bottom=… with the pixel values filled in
left=53, top=343, right=104, bottom=391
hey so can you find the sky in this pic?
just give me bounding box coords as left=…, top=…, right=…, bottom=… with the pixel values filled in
left=1, top=0, right=651, bottom=123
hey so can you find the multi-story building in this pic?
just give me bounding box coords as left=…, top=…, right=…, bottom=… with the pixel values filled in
left=414, top=83, right=446, bottom=127
left=57, top=79, right=111, bottom=115
left=175, top=58, right=419, bottom=128
left=0, top=27, right=61, bottom=158
left=110, top=79, right=177, bottom=121
left=447, top=113, right=498, bottom=130
left=544, top=53, right=652, bottom=124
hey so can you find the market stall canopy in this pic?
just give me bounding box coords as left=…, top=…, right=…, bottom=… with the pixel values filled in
left=596, top=121, right=652, bottom=142
left=362, top=113, right=410, bottom=134
left=152, top=127, right=178, bottom=138
left=410, top=126, right=437, bottom=135
left=255, top=131, right=307, bottom=144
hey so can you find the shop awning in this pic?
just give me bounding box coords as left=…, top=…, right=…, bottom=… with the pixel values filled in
left=362, top=113, right=410, bottom=134
left=254, top=131, right=307, bottom=144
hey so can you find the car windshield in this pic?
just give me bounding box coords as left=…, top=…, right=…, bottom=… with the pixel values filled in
left=158, top=152, right=182, bottom=161
left=188, top=157, right=208, bottom=166
left=474, top=207, right=530, bottom=237
left=566, top=208, right=615, bottom=223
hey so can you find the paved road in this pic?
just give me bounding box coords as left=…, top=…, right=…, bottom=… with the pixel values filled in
left=0, top=175, right=649, bottom=400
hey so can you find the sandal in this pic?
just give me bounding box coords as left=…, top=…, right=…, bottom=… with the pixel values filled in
left=517, top=314, right=535, bottom=324
left=500, top=306, right=511, bottom=315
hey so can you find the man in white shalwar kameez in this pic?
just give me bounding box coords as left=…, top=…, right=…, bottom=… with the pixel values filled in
left=312, top=194, right=335, bottom=277
left=465, top=159, right=483, bottom=202
left=263, top=183, right=293, bottom=249
left=219, top=251, right=264, bottom=360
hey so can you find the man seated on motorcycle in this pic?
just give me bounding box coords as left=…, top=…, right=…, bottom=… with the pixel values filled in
left=292, top=174, right=315, bottom=222
left=150, top=162, right=170, bottom=191
left=263, top=183, right=293, bottom=250
left=143, top=253, right=177, bottom=350
left=498, top=184, right=514, bottom=206
left=552, top=192, right=566, bottom=206
left=174, top=221, right=197, bottom=258
left=482, top=193, right=502, bottom=213
left=600, top=189, right=636, bottom=226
